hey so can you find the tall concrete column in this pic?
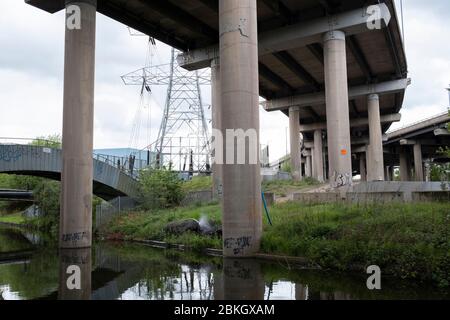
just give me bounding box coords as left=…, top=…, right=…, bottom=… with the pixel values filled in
left=413, top=143, right=424, bottom=181
left=211, top=58, right=223, bottom=200
left=359, top=154, right=367, bottom=181
left=367, top=94, right=384, bottom=181
left=60, top=0, right=97, bottom=249
left=305, top=152, right=312, bottom=178
left=323, top=30, right=352, bottom=188
left=219, top=0, right=262, bottom=257
left=313, top=130, right=324, bottom=182
left=385, top=166, right=390, bottom=181
left=289, top=106, right=302, bottom=180
left=399, top=147, right=410, bottom=181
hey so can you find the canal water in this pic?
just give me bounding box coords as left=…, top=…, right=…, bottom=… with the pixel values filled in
left=0, top=226, right=449, bottom=300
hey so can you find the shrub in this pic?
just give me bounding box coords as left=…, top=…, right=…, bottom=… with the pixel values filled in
left=138, top=169, right=185, bottom=210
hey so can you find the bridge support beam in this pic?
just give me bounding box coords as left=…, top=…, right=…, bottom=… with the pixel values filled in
left=367, top=94, right=385, bottom=181
left=289, top=107, right=302, bottom=181
left=323, top=30, right=352, bottom=188
left=413, top=143, right=424, bottom=181
left=305, top=151, right=312, bottom=178
left=313, top=130, right=324, bottom=182
left=60, top=0, right=97, bottom=248
left=211, top=58, right=223, bottom=200
left=220, top=0, right=262, bottom=257
left=399, top=147, right=410, bottom=181
left=359, top=154, right=367, bottom=181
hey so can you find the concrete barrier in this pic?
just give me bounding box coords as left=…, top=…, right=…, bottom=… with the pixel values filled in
left=292, top=192, right=342, bottom=204
left=411, top=191, right=450, bottom=202
left=346, top=192, right=404, bottom=204
left=263, top=192, right=275, bottom=206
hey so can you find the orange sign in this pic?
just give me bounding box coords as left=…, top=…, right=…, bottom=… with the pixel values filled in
left=340, top=149, right=347, bottom=155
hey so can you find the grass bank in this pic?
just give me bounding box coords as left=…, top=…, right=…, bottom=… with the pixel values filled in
left=0, top=212, right=27, bottom=225
left=103, top=201, right=450, bottom=287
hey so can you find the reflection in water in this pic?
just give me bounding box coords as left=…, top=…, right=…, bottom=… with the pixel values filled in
left=218, top=259, right=265, bottom=300
left=58, top=248, right=91, bottom=300
left=0, top=228, right=449, bottom=300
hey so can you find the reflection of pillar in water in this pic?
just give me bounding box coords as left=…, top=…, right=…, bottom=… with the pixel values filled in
left=295, top=283, right=308, bottom=300
left=220, top=259, right=265, bottom=300
left=213, top=268, right=225, bottom=300
left=58, top=248, right=92, bottom=300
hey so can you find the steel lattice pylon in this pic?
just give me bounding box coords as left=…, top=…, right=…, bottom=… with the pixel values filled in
left=122, top=48, right=211, bottom=174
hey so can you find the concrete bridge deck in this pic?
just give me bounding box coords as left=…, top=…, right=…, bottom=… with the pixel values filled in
left=0, top=144, right=139, bottom=200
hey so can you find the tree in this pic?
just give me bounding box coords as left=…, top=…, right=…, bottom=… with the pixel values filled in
left=138, top=169, right=185, bottom=210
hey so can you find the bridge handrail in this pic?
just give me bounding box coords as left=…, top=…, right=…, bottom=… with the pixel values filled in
left=0, top=138, right=139, bottom=179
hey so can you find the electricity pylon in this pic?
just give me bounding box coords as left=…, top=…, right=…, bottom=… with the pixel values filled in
left=122, top=48, right=211, bottom=174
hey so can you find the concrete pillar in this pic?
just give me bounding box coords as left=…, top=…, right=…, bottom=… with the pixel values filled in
left=313, top=130, right=324, bottom=182
left=359, top=154, right=367, bottom=181
left=60, top=0, right=97, bottom=249
left=323, top=30, right=352, bottom=188
left=289, top=106, right=302, bottom=180
left=211, top=58, right=223, bottom=200
left=295, top=283, right=308, bottom=300
left=58, top=248, right=91, bottom=300
left=219, top=0, right=261, bottom=257
left=385, top=166, right=390, bottom=181
left=305, top=153, right=312, bottom=178
left=413, top=143, right=424, bottom=181
left=399, top=147, right=410, bottom=181
left=367, top=94, right=384, bottom=181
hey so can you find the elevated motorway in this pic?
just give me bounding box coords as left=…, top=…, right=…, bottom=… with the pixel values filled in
left=26, top=0, right=408, bottom=254
left=383, top=112, right=450, bottom=181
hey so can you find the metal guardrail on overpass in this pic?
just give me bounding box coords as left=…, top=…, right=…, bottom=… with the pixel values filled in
left=0, top=138, right=139, bottom=200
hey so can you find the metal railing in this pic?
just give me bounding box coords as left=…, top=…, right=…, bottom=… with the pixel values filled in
left=0, top=137, right=141, bottom=179
left=95, top=196, right=136, bottom=229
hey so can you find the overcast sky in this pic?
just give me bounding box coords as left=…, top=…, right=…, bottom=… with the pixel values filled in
left=0, top=0, right=449, bottom=162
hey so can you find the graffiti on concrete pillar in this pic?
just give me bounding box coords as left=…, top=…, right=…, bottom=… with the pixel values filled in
left=224, top=236, right=252, bottom=255
left=332, top=171, right=351, bottom=188
left=61, top=231, right=88, bottom=244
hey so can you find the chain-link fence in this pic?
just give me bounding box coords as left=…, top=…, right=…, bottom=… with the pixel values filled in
left=95, top=196, right=136, bottom=229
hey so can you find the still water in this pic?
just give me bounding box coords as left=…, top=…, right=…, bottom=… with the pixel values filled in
left=0, top=226, right=449, bottom=300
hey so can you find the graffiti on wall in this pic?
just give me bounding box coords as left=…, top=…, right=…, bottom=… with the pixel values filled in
left=332, top=171, right=352, bottom=188
left=224, top=236, right=252, bottom=255
left=0, top=145, right=42, bottom=162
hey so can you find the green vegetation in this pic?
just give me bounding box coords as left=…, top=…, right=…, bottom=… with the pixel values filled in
left=105, top=201, right=450, bottom=287
left=262, top=178, right=319, bottom=197
left=280, top=161, right=291, bottom=173
left=261, top=202, right=450, bottom=287
left=0, top=213, right=26, bottom=225
left=138, top=169, right=185, bottom=210
left=105, top=203, right=222, bottom=250
left=182, top=175, right=212, bottom=193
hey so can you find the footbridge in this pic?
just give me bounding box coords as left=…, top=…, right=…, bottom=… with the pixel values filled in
left=0, top=143, right=139, bottom=200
